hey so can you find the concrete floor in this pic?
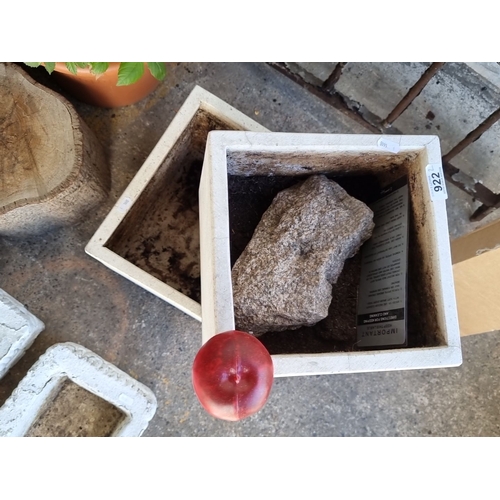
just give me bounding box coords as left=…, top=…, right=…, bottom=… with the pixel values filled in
left=1, top=62, right=499, bottom=436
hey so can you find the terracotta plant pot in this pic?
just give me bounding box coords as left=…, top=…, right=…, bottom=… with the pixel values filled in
left=51, top=62, right=162, bottom=108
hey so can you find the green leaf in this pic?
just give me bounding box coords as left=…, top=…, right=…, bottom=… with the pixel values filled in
left=117, top=62, right=144, bottom=86
left=90, top=62, right=109, bottom=75
left=65, top=62, right=78, bottom=75
left=147, top=62, right=166, bottom=81
left=24, top=62, right=41, bottom=68
left=45, top=62, right=56, bottom=74
left=75, top=62, right=89, bottom=69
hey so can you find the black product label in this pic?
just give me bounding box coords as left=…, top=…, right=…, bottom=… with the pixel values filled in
left=356, top=176, right=409, bottom=348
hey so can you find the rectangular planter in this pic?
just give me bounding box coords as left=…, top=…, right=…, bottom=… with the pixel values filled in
left=0, top=288, right=44, bottom=380
left=199, top=131, right=462, bottom=377
left=0, top=343, right=157, bottom=437
left=85, top=86, right=268, bottom=321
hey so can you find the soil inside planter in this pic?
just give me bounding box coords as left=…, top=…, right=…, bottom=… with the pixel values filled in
left=228, top=173, right=441, bottom=355
left=110, top=157, right=203, bottom=302
left=107, top=110, right=240, bottom=303
left=25, top=379, right=126, bottom=437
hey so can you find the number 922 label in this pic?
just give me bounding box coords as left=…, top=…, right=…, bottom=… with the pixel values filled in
left=426, top=164, right=448, bottom=201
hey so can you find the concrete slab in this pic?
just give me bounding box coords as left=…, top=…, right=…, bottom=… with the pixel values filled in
left=335, top=62, right=431, bottom=120
left=319, top=61, right=500, bottom=193
left=393, top=62, right=500, bottom=192
left=465, top=63, right=500, bottom=91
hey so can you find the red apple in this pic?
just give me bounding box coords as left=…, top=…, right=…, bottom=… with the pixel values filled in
left=192, top=330, right=274, bottom=421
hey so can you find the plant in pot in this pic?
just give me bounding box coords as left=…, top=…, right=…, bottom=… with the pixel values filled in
left=24, top=62, right=167, bottom=108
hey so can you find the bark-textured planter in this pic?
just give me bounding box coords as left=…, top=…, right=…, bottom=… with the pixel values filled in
left=0, top=343, right=157, bottom=437
left=85, top=86, right=268, bottom=321
left=0, top=289, right=45, bottom=380
left=0, top=63, right=110, bottom=236
left=51, top=63, right=161, bottom=108
left=199, top=131, right=462, bottom=377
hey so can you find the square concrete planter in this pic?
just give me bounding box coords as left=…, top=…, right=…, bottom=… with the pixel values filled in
left=199, top=131, right=462, bottom=377
left=0, top=289, right=45, bottom=380
left=86, top=86, right=268, bottom=321
left=0, top=342, right=157, bottom=437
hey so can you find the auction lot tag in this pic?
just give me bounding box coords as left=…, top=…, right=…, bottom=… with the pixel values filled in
left=426, top=164, right=448, bottom=201
left=357, top=176, right=409, bottom=348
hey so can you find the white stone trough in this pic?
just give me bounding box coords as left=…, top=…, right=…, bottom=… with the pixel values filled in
left=0, top=342, right=157, bottom=437
left=0, top=288, right=45, bottom=380
left=199, top=131, right=462, bottom=377
left=85, top=85, right=267, bottom=321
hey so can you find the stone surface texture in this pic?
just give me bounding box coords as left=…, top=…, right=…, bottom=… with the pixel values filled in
left=232, top=175, right=374, bottom=334
left=0, top=289, right=45, bottom=380
left=284, top=62, right=338, bottom=86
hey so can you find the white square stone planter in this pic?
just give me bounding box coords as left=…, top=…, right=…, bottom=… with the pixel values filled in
left=0, top=289, right=45, bottom=380
left=0, top=342, right=157, bottom=437
left=199, top=131, right=462, bottom=377
left=85, top=86, right=268, bottom=321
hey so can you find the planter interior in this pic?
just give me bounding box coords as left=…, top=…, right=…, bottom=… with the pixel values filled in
left=26, top=378, right=126, bottom=437
left=105, top=110, right=237, bottom=305
left=200, top=132, right=461, bottom=376
left=228, top=171, right=437, bottom=354
left=86, top=86, right=268, bottom=321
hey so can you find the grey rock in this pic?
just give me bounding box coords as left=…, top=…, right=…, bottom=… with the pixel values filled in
left=232, top=175, right=375, bottom=334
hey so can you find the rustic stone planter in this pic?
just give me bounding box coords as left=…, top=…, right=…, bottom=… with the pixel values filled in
left=85, top=86, right=268, bottom=321
left=0, top=343, right=157, bottom=437
left=0, top=63, right=110, bottom=237
left=199, top=131, right=462, bottom=377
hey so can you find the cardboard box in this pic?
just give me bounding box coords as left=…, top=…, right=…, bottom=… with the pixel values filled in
left=452, top=219, right=500, bottom=336
left=85, top=86, right=267, bottom=321
left=199, top=131, right=462, bottom=376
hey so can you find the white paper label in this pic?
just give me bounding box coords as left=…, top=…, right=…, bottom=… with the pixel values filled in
left=377, top=137, right=400, bottom=154
left=118, top=196, right=132, bottom=213
left=426, top=164, right=448, bottom=201
left=357, top=176, right=409, bottom=348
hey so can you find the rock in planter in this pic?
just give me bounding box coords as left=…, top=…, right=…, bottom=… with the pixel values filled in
left=0, top=63, right=110, bottom=236
left=232, top=175, right=374, bottom=334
